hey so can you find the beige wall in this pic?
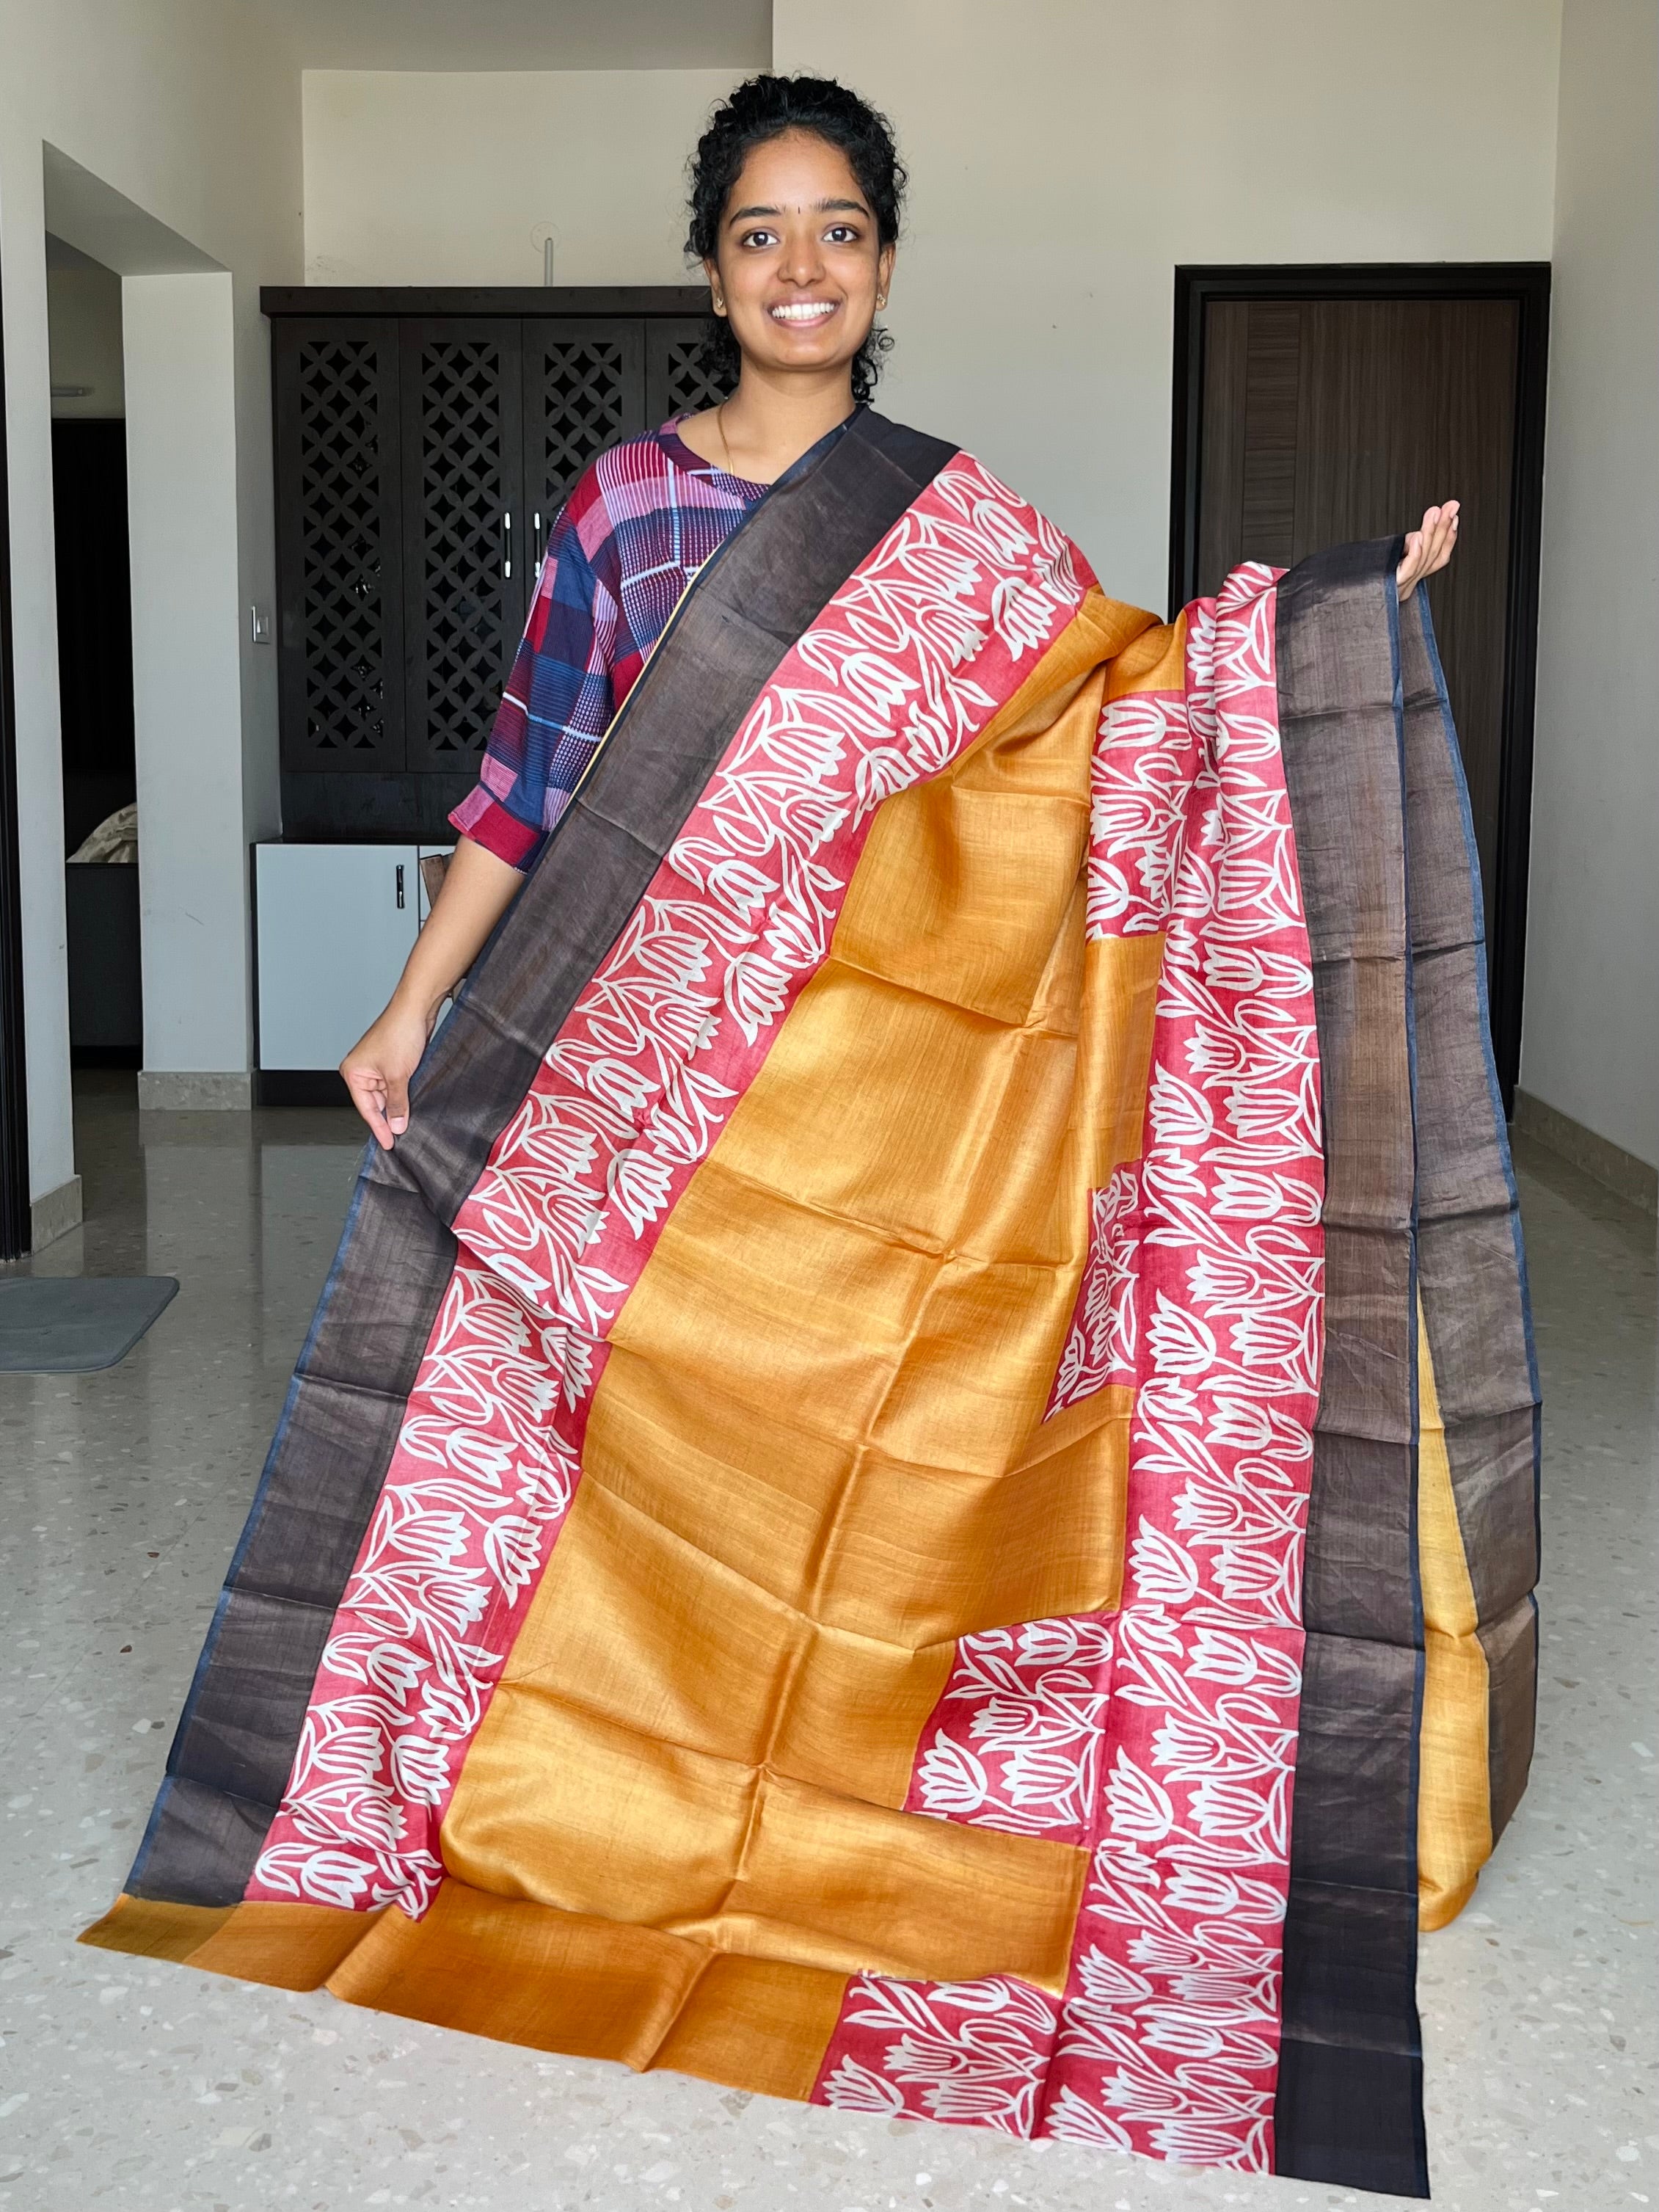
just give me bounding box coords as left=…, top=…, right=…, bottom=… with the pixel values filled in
left=772, top=0, right=1563, bottom=612
left=1521, top=0, right=1659, bottom=1169
left=1, top=0, right=302, bottom=1197
left=302, top=69, right=740, bottom=285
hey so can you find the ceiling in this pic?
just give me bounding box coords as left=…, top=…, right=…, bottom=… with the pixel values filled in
left=241, top=0, right=770, bottom=71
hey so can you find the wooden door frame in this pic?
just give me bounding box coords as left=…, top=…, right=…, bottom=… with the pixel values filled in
left=1168, top=261, right=1550, bottom=1108
left=0, top=236, right=32, bottom=1259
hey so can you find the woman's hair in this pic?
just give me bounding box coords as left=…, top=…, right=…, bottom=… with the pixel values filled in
left=685, top=73, right=906, bottom=407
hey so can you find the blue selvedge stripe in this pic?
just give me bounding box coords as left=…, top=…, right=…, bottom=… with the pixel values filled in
left=1390, top=567, right=1432, bottom=2117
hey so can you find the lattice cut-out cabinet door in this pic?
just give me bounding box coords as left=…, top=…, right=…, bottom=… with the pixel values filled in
left=274, top=320, right=406, bottom=771
left=646, top=319, right=735, bottom=428
left=401, top=320, right=525, bottom=773
left=522, top=319, right=644, bottom=568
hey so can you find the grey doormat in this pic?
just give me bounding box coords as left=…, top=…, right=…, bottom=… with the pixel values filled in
left=0, top=1276, right=179, bottom=1372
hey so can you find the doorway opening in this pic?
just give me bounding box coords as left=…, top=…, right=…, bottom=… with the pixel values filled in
left=1169, top=262, right=1550, bottom=1107
left=48, top=233, right=140, bottom=1072
left=0, top=233, right=31, bottom=1260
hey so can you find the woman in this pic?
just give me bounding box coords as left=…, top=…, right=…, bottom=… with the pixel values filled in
left=89, top=77, right=1533, bottom=2206
left=339, top=73, right=1456, bottom=1145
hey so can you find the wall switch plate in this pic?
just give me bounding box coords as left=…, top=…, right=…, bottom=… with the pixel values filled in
left=250, top=606, right=272, bottom=644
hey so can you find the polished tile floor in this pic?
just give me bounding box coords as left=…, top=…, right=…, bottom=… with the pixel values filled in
left=1, top=1073, right=1653, bottom=2212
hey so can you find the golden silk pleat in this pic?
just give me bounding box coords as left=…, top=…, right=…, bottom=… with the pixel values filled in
left=80, top=1894, right=385, bottom=1987
left=79, top=1895, right=237, bottom=1965
left=316, top=1876, right=853, bottom=2095
left=438, top=592, right=1162, bottom=2048
left=328, top=1880, right=716, bottom=2068
left=1415, top=1301, right=1495, bottom=1930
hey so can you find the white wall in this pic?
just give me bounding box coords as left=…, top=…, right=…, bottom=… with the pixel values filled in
left=1, top=0, right=302, bottom=1199
left=125, top=274, right=249, bottom=1080
left=1520, top=0, right=1659, bottom=1170
left=302, top=12, right=1565, bottom=603
left=772, top=0, right=1563, bottom=611
left=303, top=70, right=740, bottom=285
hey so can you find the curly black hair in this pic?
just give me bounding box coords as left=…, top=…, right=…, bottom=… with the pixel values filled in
left=685, top=73, right=907, bottom=408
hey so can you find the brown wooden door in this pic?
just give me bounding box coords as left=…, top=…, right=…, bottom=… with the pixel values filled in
left=1173, top=269, right=1549, bottom=1100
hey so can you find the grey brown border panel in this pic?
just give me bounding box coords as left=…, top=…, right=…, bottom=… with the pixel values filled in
left=128, top=1175, right=460, bottom=1904
left=1272, top=539, right=1429, bottom=2199
left=125, top=411, right=958, bottom=1909
left=1399, top=592, right=1541, bottom=1845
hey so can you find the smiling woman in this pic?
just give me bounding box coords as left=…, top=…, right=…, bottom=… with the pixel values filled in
left=675, top=73, right=902, bottom=479
left=86, top=69, right=1529, bottom=2212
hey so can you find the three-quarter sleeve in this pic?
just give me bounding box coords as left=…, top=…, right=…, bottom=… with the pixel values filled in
left=448, top=499, right=621, bottom=872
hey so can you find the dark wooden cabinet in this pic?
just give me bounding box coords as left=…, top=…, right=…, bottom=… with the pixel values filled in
left=522, top=316, right=642, bottom=568
left=646, top=320, right=729, bottom=429
left=399, top=317, right=525, bottom=774
left=266, top=287, right=725, bottom=837
left=273, top=318, right=405, bottom=778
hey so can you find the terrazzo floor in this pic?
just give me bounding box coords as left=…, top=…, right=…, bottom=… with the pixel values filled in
left=1, top=1072, right=1653, bottom=2212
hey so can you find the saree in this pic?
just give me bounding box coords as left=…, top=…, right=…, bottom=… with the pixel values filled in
left=82, top=412, right=1540, bottom=2198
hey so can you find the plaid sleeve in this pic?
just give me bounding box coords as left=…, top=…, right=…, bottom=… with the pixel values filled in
left=449, top=492, right=621, bottom=872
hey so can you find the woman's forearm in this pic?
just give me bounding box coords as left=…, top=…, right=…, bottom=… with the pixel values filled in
left=391, top=835, right=524, bottom=1019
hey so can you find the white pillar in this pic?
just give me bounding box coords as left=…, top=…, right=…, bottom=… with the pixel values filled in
left=123, top=270, right=252, bottom=1101
left=0, top=139, right=77, bottom=1230
left=1522, top=0, right=1659, bottom=1171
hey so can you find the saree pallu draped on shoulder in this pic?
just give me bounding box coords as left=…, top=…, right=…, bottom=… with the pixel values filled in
left=83, top=414, right=1539, bottom=2200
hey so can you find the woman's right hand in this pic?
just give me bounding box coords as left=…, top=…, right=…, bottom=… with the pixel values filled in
left=340, top=997, right=435, bottom=1150
left=336, top=833, right=526, bottom=1149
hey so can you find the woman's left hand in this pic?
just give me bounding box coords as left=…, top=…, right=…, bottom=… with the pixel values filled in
left=1397, top=501, right=1459, bottom=600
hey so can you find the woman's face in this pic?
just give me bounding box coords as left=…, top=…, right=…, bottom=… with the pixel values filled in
left=704, top=128, right=894, bottom=385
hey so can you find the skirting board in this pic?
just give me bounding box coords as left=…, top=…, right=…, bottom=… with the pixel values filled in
left=137, top=1070, right=253, bottom=1111
left=1513, top=1088, right=1658, bottom=1215
left=31, top=1174, right=84, bottom=1252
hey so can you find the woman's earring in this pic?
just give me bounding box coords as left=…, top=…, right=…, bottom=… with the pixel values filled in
left=712, top=295, right=726, bottom=315
left=876, top=295, right=887, bottom=309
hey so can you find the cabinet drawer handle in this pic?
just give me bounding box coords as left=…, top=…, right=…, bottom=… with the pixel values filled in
left=395, top=863, right=406, bottom=911
left=501, top=509, right=512, bottom=580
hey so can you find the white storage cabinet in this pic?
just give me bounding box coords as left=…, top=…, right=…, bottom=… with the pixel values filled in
left=254, top=843, right=451, bottom=1072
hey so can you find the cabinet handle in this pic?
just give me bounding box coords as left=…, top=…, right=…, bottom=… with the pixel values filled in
left=533, top=510, right=546, bottom=568
left=395, top=863, right=406, bottom=911
left=501, top=509, right=512, bottom=580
